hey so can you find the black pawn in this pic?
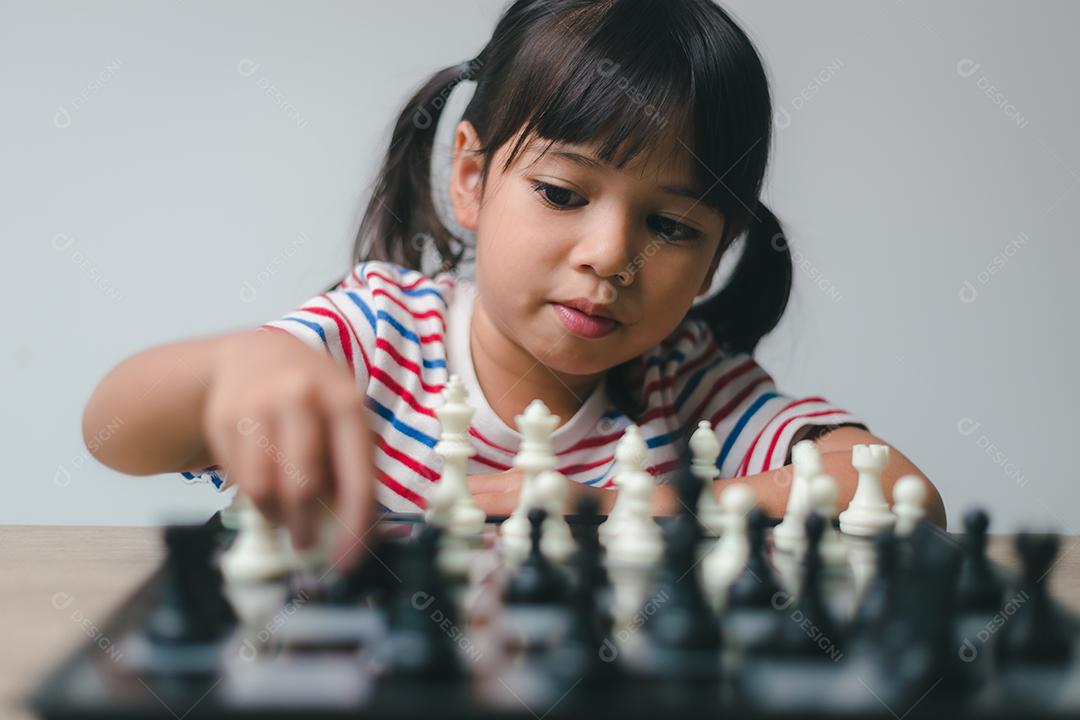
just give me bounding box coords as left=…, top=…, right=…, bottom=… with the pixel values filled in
left=773, top=513, right=842, bottom=657
left=727, top=508, right=782, bottom=608
left=646, top=513, right=720, bottom=651
left=505, top=508, right=568, bottom=605
left=955, top=509, right=1005, bottom=612
left=554, top=495, right=620, bottom=684
left=145, top=524, right=237, bottom=644
left=999, top=533, right=1072, bottom=664
left=385, top=524, right=461, bottom=679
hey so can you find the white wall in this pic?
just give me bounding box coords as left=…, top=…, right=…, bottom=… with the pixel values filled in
left=1, top=0, right=1076, bottom=532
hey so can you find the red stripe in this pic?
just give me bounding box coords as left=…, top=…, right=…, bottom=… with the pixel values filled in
left=645, top=457, right=682, bottom=477
left=736, top=396, right=825, bottom=477
left=375, top=435, right=439, bottom=481
left=371, top=287, right=447, bottom=332
left=375, top=339, right=445, bottom=395
left=558, top=429, right=624, bottom=455
left=758, top=406, right=844, bottom=474
left=300, top=306, right=354, bottom=373
left=324, top=293, right=372, bottom=375
left=470, top=453, right=513, bottom=471
left=469, top=427, right=516, bottom=455
left=558, top=455, right=614, bottom=475
left=375, top=467, right=426, bottom=508
left=369, top=367, right=437, bottom=419
left=707, top=375, right=773, bottom=431
left=367, top=269, right=438, bottom=296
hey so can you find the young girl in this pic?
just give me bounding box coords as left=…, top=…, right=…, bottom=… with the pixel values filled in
left=83, top=0, right=945, bottom=569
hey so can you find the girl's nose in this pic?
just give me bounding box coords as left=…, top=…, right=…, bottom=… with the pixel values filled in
left=568, top=209, right=636, bottom=282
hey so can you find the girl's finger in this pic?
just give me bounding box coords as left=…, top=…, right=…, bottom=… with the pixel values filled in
left=276, top=399, right=327, bottom=550
left=326, top=397, right=375, bottom=571
left=235, top=413, right=280, bottom=525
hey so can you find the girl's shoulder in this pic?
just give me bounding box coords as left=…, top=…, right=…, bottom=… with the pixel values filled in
left=332, top=260, right=459, bottom=308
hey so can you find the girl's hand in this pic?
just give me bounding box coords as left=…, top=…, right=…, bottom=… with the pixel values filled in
left=467, top=471, right=523, bottom=516
left=202, top=330, right=375, bottom=568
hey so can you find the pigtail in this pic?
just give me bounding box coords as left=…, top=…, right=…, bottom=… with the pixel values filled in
left=689, top=202, right=792, bottom=356
left=353, top=59, right=482, bottom=273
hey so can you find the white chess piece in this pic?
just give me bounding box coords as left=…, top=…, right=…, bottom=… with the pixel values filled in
left=773, top=439, right=823, bottom=553
left=427, top=375, right=485, bottom=537
left=809, top=474, right=848, bottom=568
left=598, top=425, right=648, bottom=546
left=838, top=444, right=896, bottom=536
left=607, top=464, right=662, bottom=567
left=221, top=495, right=290, bottom=583
left=892, top=475, right=927, bottom=536
left=500, top=400, right=560, bottom=560
left=536, top=470, right=574, bottom=562
left=285, top=507, right=338, bottom=576
left=426, top=481, right=473, bottom=578
left=702, top=482, right=755, bottom=608
left=689, top=420, right=724, bottom=536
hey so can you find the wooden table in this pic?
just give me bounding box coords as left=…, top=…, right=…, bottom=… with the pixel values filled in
left=3, top=527, right=1079, bottom=720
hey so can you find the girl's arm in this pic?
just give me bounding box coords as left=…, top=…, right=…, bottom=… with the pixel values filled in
left=466, top=426, right=946, bottom=528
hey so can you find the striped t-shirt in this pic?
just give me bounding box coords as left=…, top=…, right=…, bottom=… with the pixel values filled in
left=183, top=261, right=865, bottom=511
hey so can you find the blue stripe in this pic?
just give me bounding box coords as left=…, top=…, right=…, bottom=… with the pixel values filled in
left=281, top=317, right=327, bottom=344
left=366, top=396, right=437, bottom=448
left=181, top=471, right=195, bottom=480
left=718, top=392, right=779, bottom=471
left=209, top=470, right=224, bottom=489
left=646, top=349, right=685, bottom=369
left=344, top=291, right=376, bottom=331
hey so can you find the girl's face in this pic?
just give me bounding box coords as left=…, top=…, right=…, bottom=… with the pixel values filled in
left=450, top=120, right=727, bottom=378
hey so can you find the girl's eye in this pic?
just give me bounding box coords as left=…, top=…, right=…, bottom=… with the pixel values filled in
left=531, top=181, right=586, bottom=209
left=531, top=180, right=702, bottom=242
left=648, top=215, right=701, bottom=242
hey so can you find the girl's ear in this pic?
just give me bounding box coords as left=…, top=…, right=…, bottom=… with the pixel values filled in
left=449, top=120, right=485, bottom=232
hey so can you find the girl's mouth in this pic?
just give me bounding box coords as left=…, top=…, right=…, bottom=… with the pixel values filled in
left=550, top=302, right=619, bottom=339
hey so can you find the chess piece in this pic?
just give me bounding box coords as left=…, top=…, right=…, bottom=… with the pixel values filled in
left=646, top=514, right=721, bottom=651
left=892, top=475, right=926, bottom=537
left=839, top=444, right=896, bottom=536
left=727, top=508, right=783, bottom=609
left=998, top=533, right=1072, bottom=664
left=772, top=513, right=842, bottom=657
left=220, top=494, right=290, bottom=584
left=773, top=439, right=823, bottom=553
left=598, top=425, right=648, bottom=546
left=425, top=481, right=473, bottom=579
left=500, top=400, right=560, bottom=560
left=955, top=509, right=1005, bottom=612
left=809, top=474, right=848, bottom=569
left=144, top=524, right=236, bottom=644
left=505, top=508, right=569, bottom=605
left=702, top=482, right=755, bottom=608
left=427, top=375, right=485, bottom=537
left=607, top=461, right=662, bottom=567
left=384, top=524, right=461, bottom=680
left=536, top=469, right=575, bottom=562
left=689, top=420, right=724, bottom=536
left=851, top=526, right=898, bottom=639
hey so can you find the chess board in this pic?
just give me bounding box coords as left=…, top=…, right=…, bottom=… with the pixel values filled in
left=27, top=508, right=1080, bottom=720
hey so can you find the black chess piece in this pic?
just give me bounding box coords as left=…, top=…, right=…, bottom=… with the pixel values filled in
left=324, top=534, right=401, bottom=606
left=144, top=524, right=236, bottom=644
left=727, top=508, right=782, bottom=609
left=552, top=495, right=620, bottom=685
left=771, top=512, right=842, bottom=658
left=384, top=523, right=461, bottom=679
left=955, top=509, right=1005, bottom=612
left=645, top=513, right=721, bottom=651
left=505, top=508, right=569, bottom=605
left=998, top=532, right=1073, bottom=664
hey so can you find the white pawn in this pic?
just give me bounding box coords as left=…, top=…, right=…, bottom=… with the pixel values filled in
left=598, top=425, right=648, bottom=546
left=500, top=400, right=560, bottom=561
left=702, top=483, right=755, bottom=608
left=426, top=482, right=472, bottom=578
left=536, top=470, right=574, bottom=562
left=773, top=440, right=823, bottom=553
left=607, top=464, right=662, bottom=567
left=809, top=474, right=848, bottom=568
left=221, top=495, right=290, bottom=584
left=428, top=375, right=485, bottom=537
left=892, top=475, right=927, bottom=536
left=838, top=444, right=896, bottom=536
left=689, top=420, right=724, bottom=536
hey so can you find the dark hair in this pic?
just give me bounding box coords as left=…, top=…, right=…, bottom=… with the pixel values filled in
left=353, top=0, right=792, bottom=419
